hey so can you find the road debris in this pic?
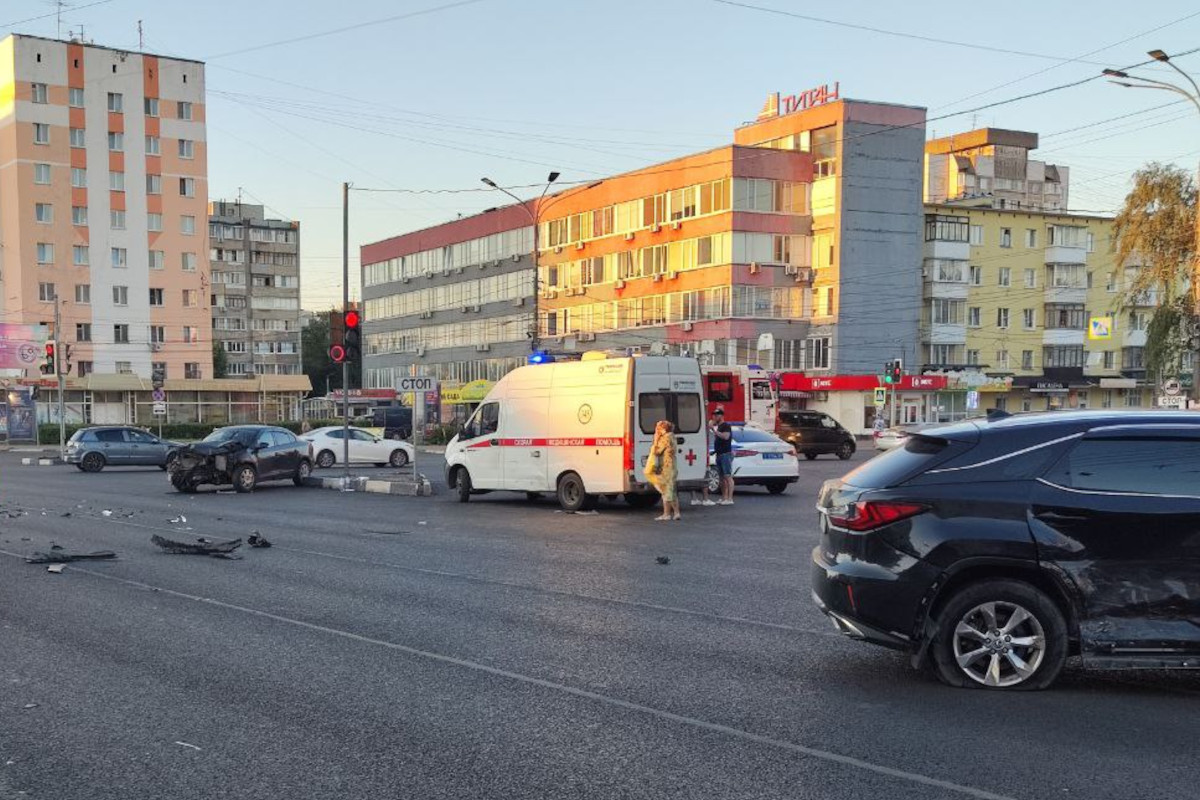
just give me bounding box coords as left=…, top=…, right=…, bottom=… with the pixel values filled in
left=101, top=510, right=113, bottom=517
left=46, top=564, right=65, bottom=574
left=173, top=741, right=202, bottom=751
left=247, top=532, right=272, bottom=548
left=22, top=703, right=38, bottom=709
left=168, top=515, right=188, bottom=524
left=26, top=550, right=117, bottom=564
left=655, top=556, right=671, bottom=565
left=151, top=534, right=242, bottom=557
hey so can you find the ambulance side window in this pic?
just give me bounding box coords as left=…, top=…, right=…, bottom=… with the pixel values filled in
left=461, top=408, right=482, bottom=440
left=479, top=402, right=500, bottom=437
left=675, top=394, right=702, bottom=433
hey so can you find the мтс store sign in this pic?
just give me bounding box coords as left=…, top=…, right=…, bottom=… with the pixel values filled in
left=757, top=82, right=841, bottom=120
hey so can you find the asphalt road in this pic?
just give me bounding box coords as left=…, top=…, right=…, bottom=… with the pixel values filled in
left=2, top=450, right=1198, bottom=800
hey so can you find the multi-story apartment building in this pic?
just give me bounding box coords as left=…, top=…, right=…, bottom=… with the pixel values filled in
left=0, top=34, right=212, bottom=379
left=924, top=128, right=1069, bottom=212
left=362, top=93, right=928, bottom=420
left=209, top=200, right=301, bottom=376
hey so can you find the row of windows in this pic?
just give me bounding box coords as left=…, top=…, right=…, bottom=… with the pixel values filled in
left=540, top=177, right=808, bottom=250
left=65, top=361, right=203, bottom=379
left=929, top=345, right=1145, bottom=371
left=222, top=340, right=300, bottom=356
left=34, top=124, right=195, bottom=159
left=928, top=260, right=1099, bottom=290
left=364, top=271, right=529, bottom=321
left=366, top=357, right=528, bottom=389
left=209, top=224, right=298, bottom=244
left=365, top=312, right=530, bottom=355
left=927, top=217, right=1099, bottom=252
left=36, top=244, right=197, bottom=270
left=38, top=282, right=200, bottom=308
left=39, top=84, right=195, bottom=121
left=35, top=205, right=194, bottom=234
left=933, top=302, right=1148, bottom=333
left=539, top=285, right=812, bottom=337
left=211, top=249, right=298, bottom=266
left=363, top=228, right=534, bottom=287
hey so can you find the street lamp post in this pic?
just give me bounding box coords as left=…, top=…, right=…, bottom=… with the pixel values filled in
left=1105, top=50, right=1200, bottom=405
left=482, top=173, right=559, bottom=354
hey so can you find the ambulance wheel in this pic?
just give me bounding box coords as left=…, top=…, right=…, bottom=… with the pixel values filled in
left=557, top=471, right=592, bottom=512
left=456, top=469, right=472, bottom=503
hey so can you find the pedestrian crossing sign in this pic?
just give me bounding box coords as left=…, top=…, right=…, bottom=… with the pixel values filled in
left=1088, top=316, right=1113, bottom=340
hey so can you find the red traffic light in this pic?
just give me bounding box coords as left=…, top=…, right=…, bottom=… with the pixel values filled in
left=344, top=310, right=360, bottom=329
left=329, top=344, right=346, bottom=363
left=45, top=342, right=55, bottom=357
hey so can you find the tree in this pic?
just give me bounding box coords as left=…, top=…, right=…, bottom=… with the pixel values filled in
left=1113, top=163, right=1197, bottom=382
left=301, top=312, right=360, bottom=397
left=212, top=342, right=228, bottom=379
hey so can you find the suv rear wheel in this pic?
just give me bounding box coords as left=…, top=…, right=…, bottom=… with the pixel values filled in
left=930, top=579, right=1068, bottom=691
left=836, top=441, right=854, bottom=460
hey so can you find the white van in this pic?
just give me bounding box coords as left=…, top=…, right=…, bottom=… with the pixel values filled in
left=445, top=353, right=707, bottom=511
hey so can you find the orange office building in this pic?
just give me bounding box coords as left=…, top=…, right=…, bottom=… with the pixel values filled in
left=362, top=90, right=928, bottom=420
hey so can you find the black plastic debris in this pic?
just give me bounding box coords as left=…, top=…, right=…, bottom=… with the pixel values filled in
left=26, top=550, right=117, bottom=564
left=151, top=534, right=242, bottom=557
left=656, top=556, right=670, bottom=565
left=247, top=533, right=272, bottom=548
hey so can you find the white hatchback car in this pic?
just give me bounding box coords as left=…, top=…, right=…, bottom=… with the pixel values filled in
left=301, top=426, right=414, bottom=469
left=705, top=424, right=800, bottom=495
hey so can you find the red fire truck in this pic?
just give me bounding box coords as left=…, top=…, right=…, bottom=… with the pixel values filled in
left=701, top=366, right=800, bottom=429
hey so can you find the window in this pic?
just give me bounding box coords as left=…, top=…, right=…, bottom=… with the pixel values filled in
left=77, top=360, right=93, bottom=377
left=107, top=92, right=123, bottom=112
left=995, top=350, right=1009, bottom=369
left=925, top=215, right=969, bottom=242
left=177, top=101, right=193, bottom=120
left=996, top=308, right=1010, bottom=329
left=35, top=163, right=51, bottom=184
left=148, top=213, right=163, bottom=232
left=71, top=167, right=86, bottom=188
left=1048, top=225, right=1087, bottom=247
left=1023, top=308, right=1036, bottom=329
left=75, top=323, right=91, bottom=342
left=109, top=171, right=125, bottom=191
left=35, top=203, right=53, bottom=223
left=110, top=209, right=126, bottom=230
left=38, top=282, right=55, bottom=302
left=181, top=252, right=196, bottom=271
left=36, top=243, right=54, bottom=264
left=1043, top=346, right=1086, bottom=368
left=70, top=127, right=85, bottom=147
left=112, top=286, right=128, bottom=306
left=72, top=206, right=87, bottom=226
left=113, top=324, right=129, bottom=343
left=1022, top=350, right=1034, bottom=370
left=1045, top=304, right=1085, bottom=330
left=930, top=298, right=964, bottom=325
left=969, top=265, right=982, bottom=286
left=998, top=267, right=1011, bottom=287
left=182, top=289, right=197, bottom=307
left=183, top=326, right=197, bottom=343
left=1124, top=388, right=1143, bottom=407
left=1024, top=268, right=1037, bottom=288
left=150, top=325, right=164, bottom=344
left=1122, top=347, right=1146, bottom=370
left=107, top=131, right=123, bottom=152
left=74, top=284, right=90, bottom=304
left=69, top=87, right=84, bottom=107
left=1086, top=232, right=1095, bottom=253
left=1025, top=229, right=1037, bottom=248
left=115, top=361, right=132, bottom=374
left=144, top=97, right=159, bottom=117
left=185, top=363, right=201, bottom=380
left=1048, top=438, right=1200, bottom=496
left=145, top=135, right=160, bottom=155
left=966, top=349, right=980, bottom=366
left=146, top=174, right=162, bottom=194
left=1000, top=228, right=1012, bottom=248
left=807, top=337, right=831, bottom=370
left=706, top=375, right=734, bottom=403
left=111, top=247, right=127, bottom=268
left=181, top=215, right=196, bottom=235
left=967, top=307, right=981, bottom=327
left=72, top=245, right=88, bottom=266
left=179, top=177, right=195, bottom=197
left=969, top=225, right=983, bottom=245
left=1103, top=351, right=1115, bottom=369
left=31, top=83, right=48, bottom=103
left=149, top=288, right=164, bottom=306
left=33, top=123, right=49, bottom=145
left=148, top=250, right=165, bottom=269
left=637, top=393, right=702, bottom=434
left=178, top=139, right=194, bottom=159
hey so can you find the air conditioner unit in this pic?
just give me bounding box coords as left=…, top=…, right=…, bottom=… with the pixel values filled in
left=454, top=267, right=463, bottom=274
left=480, top=262, right=488, bottom=270
left=652, top=274, right=664, bottom=283
left=615, top=279, right=626, bottom=289
left=425, top=271, right=435, bottom=279
left=475, top=343, right=491, bottom=352
left=670, top=222, right=682, bottom=230
left=784, top=265, right=799, bottom=276
left=650, top=223, right=662, bottom=233
left=471, top=304, right=481, bottom=312
left=511, top=254, right=521, bottom=262
left=578, top=332, right=596, bottom=342
left=401, top=276, right=411, bottom=283
left=150, top=342, right=163, bottom=352
left=554, top=246, right=563, bottom=254
left=795, top=266, right=814, bottom=282
left=667, top=271, right=678, bottom=280
left=462, top=305, right=472, bottom=314
left=420, top=310, right=433, bottom=319
left=491, top=259, right=501, bottom=267
left=513, top=297, right=525, bottom=307
left=624, top=232, right=635, bottom=241
left=681, top=321, right=694, bottom=332
left=415, top=347, right=425, bottom=357
left=749, top=262, right=761, bottom=275
left=575, top=242, right=585, bottom=250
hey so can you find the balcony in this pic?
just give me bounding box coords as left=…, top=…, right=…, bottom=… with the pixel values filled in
left=1124, top=329, right=1148, bottom=347
left=1044, top=245, right=1086, bottom=265
left=921, top=323, right=967, bottom=345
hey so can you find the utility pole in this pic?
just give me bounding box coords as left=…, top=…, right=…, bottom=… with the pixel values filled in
left=342, top=181, right=351, bottom=488
left=53, top=294, right=65, bottom=459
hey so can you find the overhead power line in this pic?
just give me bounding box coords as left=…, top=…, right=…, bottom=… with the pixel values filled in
left=0, top=0, right=115, bottom=30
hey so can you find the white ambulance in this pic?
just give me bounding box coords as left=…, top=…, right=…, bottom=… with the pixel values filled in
left=444, top=353, right=707, bottom=511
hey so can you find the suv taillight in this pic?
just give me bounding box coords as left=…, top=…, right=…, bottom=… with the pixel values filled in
left=828, top=501, right=927, bottom=532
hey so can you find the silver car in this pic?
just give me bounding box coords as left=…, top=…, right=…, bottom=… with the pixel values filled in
left=66, top=426, right=182, bottom=472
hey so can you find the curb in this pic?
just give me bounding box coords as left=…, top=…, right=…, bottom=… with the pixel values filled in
left=21, top=457, right=62, bottom=466
left=302, top=474, right=433, bottom=496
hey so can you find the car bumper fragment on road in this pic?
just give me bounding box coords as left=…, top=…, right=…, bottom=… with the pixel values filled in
left=301, top=474, right=433, bottom=496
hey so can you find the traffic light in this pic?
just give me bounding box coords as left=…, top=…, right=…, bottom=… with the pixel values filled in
left=343, top=308, right=362, bottom=361
left=152, top=364, right=166, bottom=390
left=328, top=309, right=347, bottom=364
left=40, top=341, right=56, bottom=375
left=891, top=359, right=904, bottom=385
left=883, top=360, right=895, bottom=384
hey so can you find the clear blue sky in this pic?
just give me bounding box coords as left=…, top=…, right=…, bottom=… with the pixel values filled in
left=7, top=0, right=1200, bottom=309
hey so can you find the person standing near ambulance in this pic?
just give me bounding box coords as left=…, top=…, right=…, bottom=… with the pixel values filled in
left=645, top=420, right=681, bottom=521
left=712, top=407, right=735, bottom=505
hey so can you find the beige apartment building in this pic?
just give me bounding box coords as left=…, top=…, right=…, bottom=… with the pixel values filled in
left=0, top=33, right=212, bottom=380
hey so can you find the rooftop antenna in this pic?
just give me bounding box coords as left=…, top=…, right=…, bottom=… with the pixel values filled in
left=137, top=19, right=143, bottom=50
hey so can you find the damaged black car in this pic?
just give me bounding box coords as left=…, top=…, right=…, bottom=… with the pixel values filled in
left=168, top=425, right=313, bottom=493
left=812, top=410, right=1200, bottom=690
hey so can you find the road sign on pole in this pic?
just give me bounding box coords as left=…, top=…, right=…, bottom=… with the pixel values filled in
left=1163, top=377, right=1182, bottom=397
left=152, top=401, right=167, bottom=415
left=398, top=377, right=438, bottom=393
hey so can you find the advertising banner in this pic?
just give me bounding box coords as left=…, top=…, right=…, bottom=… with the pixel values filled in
left=5, top=387, right=37, bottom=442
left=0, top=324, right=49, bottom=370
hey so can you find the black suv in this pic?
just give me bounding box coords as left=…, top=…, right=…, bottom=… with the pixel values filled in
left=777, top=411, right=856, bottom=460
left=812, top=410, right=1200, bottom=690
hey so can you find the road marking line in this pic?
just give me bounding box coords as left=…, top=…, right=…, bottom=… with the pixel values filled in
left=0, top=551, right=1016, bottom=800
